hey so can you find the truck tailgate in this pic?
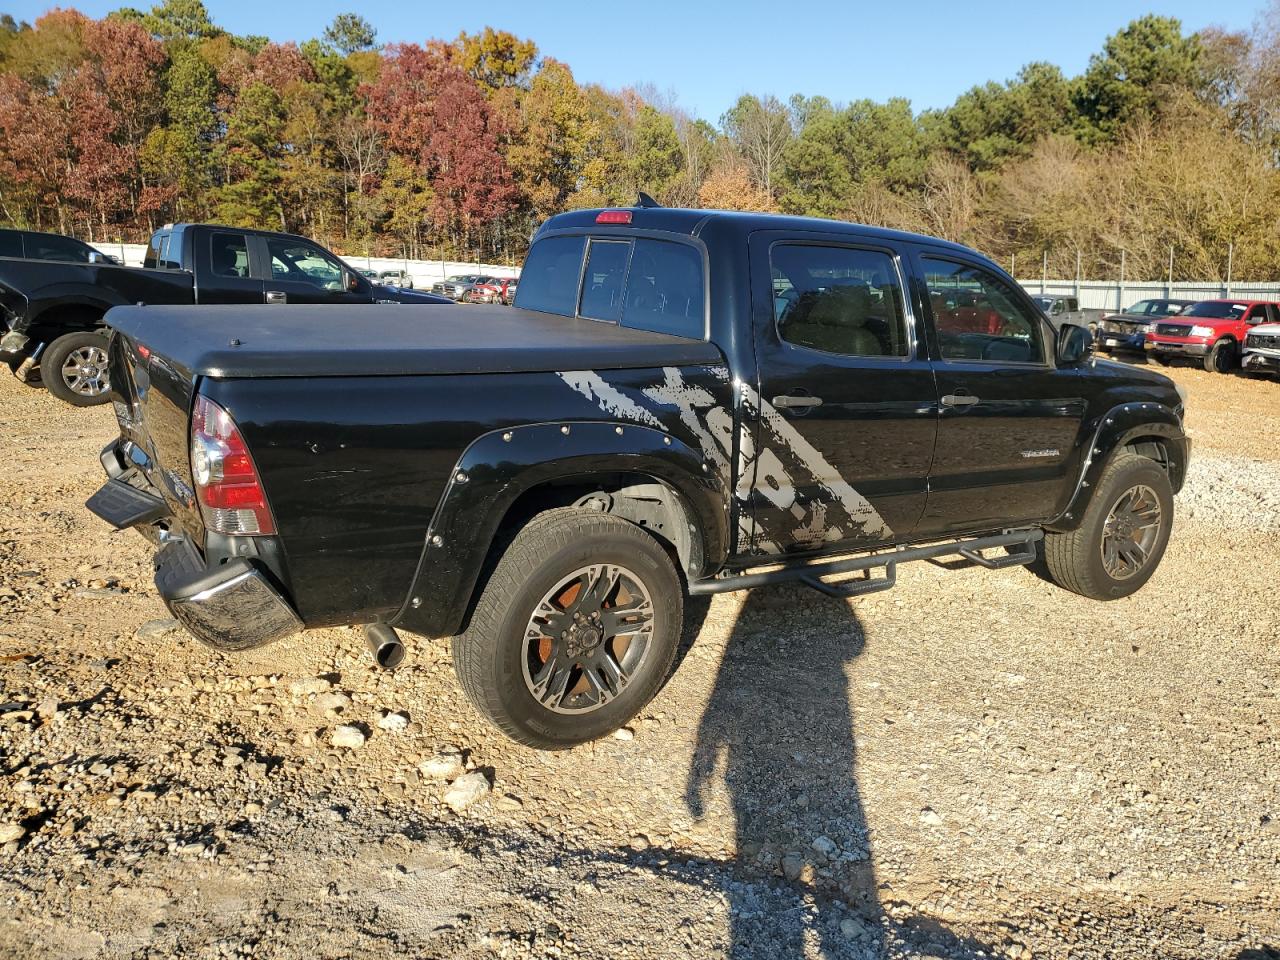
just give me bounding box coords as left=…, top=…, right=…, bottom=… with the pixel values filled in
left=106, top=328, right=205, bottom=544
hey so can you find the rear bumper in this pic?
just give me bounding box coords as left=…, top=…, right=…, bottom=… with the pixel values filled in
left=1146, top=338, right=1210, bottom=357
left=86, top=441, right=303, bottom=651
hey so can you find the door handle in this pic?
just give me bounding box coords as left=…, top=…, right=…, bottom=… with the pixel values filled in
left=940, top=393, right=980, bottom=407
left=265, top=290, right=287, bottom=304
left=772, top=394, right=823, bottom=410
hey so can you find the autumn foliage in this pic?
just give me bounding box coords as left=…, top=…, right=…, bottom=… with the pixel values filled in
left=3, top=3, right=1280, bottom=277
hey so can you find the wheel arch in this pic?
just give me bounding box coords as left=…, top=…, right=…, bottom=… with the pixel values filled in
left=1048, top=402, right=1189, bottom=532
left=391, top=421, right=730, bottom=639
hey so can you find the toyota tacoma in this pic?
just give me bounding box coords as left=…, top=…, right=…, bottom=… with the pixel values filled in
left=86, top=205, right=1191, bottom=748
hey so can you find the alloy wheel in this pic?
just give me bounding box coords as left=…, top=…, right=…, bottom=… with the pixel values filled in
left=521, top=563, right=655, bottom=714
left=1100, top=484, right=1163, bottom=580
left=61, top=345, right=110, bottom=398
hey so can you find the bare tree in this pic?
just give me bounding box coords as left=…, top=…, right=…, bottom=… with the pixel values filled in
left=722, top=94, right=793, bottom=197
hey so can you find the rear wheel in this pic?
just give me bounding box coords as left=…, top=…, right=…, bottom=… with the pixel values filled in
left=42, top=331, right=111, bottom=406
left=451, top=508, right=683, bottom=749
left=1043, top=452, right=1173, bottom=600
left=1203, top=339, right=1237, bottom=374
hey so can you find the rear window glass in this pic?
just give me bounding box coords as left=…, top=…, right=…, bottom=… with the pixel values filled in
left=0, top=230, right=21, bottom=258
left=579, top=240, right=630, bottom=321
left=621, top=239, right=704, bottom=338
left=514, top=235, right=585, bottom=317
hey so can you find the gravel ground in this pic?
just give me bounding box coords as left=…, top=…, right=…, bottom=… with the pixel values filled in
left=1, top=361, right=1278, bottom=960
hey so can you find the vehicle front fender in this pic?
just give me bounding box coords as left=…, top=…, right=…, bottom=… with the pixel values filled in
left=1048, top=401, right=1189, bottom=532
left=391, top=420, right=729, bottom=638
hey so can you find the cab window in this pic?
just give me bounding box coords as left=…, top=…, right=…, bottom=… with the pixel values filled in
left=923, top=257, right=1045, bottom=364
left=210, top=233, right=250, bottom=279
left=514, top=236, right=586, bottom=317
left=26, top=233, right=93, bottom=262
left=771, top=243, right=908, bottom=357
left=267, top=238, right=345, bottom=291
left=0, top=230, right=22, bottom=258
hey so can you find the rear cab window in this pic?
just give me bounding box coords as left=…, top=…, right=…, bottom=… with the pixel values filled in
left=514, top=233, right=706, bottom=339
left=0, top=230, right=22, bottom=258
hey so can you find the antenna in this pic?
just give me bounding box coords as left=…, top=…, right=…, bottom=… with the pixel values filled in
left=636, top=192, right=661, bottom=209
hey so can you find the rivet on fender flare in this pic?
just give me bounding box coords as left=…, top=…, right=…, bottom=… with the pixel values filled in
left=411, top=597, right=422, bottom=608
left=561, top=425, right=570, bottom=435
left=663, top=437, right=672, bottom=445
left=502, top=432, right=513, bottom=442
left=430, top=535, right=443, bottom=547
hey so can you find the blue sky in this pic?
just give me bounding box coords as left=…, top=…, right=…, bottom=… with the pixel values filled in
left=5, top=0, right=1266, bottom=121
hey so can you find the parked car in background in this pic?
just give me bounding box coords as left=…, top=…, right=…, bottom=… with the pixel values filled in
left=380, top=269, right=414, bottom=289
left=1030, top=295, right=1106, bottom=334
left=0, top=223, right=449, bottom=406
left=1094, top=299, right=1196, bottom=355
left=88, top=203, right=1189, bottom=748
left=431, top=274, right=491, bottom=301
left=468, top=277, right=517, bottom=304
left=357, top=267, right=379, bottom=280
left=501, top=278, right=519, bottom=305
left=1, top=228, right=121, bottom=264
left=1144, top=299, right=1280, bottom=373
left=1243, top=322, right=1280, bottom=378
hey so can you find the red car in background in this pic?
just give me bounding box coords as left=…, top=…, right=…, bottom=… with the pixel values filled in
left=466, top=277, right=518, bottom=304
left=1144, top=299, right=1280, bottom=373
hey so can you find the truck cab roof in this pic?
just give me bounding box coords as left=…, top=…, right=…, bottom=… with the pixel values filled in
left=537, top=206, right=980, bottom=259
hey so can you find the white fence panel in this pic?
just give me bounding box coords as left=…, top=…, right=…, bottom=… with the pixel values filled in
left=1017, top=279, right=1280, bottom=312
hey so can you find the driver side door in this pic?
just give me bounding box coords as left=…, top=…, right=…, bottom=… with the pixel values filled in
left=910, top=249, right=1089, bottom=536
left=254, top=235, right=372, bottom=305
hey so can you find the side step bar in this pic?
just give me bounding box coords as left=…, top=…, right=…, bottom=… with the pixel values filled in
left=689, top=529, right=1043, bottom=597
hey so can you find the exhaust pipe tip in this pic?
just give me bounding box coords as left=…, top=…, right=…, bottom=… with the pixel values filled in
left=364, top=622, right=405, bottom=670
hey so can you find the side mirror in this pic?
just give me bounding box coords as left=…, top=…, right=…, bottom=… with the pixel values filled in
left=1057, top=322, right=1092, bottom=365
left=88, top=252, right=106, bottom=264
left=346, top=272, right=361, bottom=293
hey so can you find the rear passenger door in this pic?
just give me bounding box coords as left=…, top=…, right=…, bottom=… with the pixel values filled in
left=197, top=230, right=263, bottom=304
left=911, top=250, right=1087, bottom=535
left=744, top=231, right=938, bottom=556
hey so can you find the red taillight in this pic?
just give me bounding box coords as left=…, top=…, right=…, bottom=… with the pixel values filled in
left=190, top=395, right=275, bottom=535
left=596, top=210, right=633, bottom=224
left=136, top=343, right=151, bottom=360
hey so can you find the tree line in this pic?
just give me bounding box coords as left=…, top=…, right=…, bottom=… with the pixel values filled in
left=2, top=1, right=1280, bottom=278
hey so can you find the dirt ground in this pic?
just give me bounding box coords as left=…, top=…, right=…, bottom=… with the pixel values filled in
left=1, top=358, right=1278, bottom=960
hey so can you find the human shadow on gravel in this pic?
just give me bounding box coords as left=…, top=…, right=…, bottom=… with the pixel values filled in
left=685, top=584, right=989, bottom=959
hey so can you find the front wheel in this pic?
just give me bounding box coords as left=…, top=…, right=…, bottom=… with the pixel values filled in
left=42, top=331, right=112, bottom=406
left=1203, top=339, right=1237, bottom=374
left=1043, top=452, right=1173, bottom=600
left=451, top=508, right=683, bottom=749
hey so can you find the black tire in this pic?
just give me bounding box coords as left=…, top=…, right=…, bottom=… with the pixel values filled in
left=1043, top=452, right=1174, bottom=601
left=41, top=331, right=111, bottom=406
left=451, top=507, right=683, bottom=749
left=1203, top=338, right=1237, bottom=374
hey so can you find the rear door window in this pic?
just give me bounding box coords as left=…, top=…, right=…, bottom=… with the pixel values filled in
left=514, top=235, right=586, bottom=317
left=209, top=233, right=250, bottom=278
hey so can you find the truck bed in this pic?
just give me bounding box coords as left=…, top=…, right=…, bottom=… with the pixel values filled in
left=104, top=304, right=723, bottom=377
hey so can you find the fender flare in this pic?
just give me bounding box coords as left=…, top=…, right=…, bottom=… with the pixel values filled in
left=390, top=420, right=729, bottom=638
left=1048, top=401, right=1189, bottom=532
left=26, top=287, right=121, bottom=328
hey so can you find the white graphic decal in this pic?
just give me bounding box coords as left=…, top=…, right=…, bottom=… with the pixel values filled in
left=556, top=367, right=892, bottom=554
left=557, top=371, right=666, bottom=430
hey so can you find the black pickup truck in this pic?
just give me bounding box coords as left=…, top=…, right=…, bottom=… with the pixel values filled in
left=0, top=223, right=448, bottom=406
left=87, top=206, right=1190, bottom=748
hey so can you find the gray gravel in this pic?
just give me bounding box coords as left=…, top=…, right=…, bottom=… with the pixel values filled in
left=1, top=364, right=1278, bottom=959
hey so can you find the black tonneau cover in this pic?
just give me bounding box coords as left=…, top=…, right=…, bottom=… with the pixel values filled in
left=103, top=303, right=723, bottom=378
